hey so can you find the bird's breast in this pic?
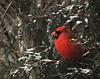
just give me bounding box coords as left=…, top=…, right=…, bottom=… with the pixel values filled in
left=54, top=33, right=84, bottom=60
left=55, top=37, right=71, bottom=59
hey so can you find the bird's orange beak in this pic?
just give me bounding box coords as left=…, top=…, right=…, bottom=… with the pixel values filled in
left=51, top=31, right=57, bottom=37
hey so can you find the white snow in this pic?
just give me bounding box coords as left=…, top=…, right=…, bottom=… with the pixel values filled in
left=56, top=12, right=60, bottom=14
left=28, top=14, right=32, bottom=17
left=80, top=35, right=83, bottom=38
left=18, top=57, right=27, bottom=61
left=84, top=40, right=88, bottom=44
left=35, top=56, right=41, bottom=59
left=83, top=51, right=90, bottom=56
left=41, top=59, right=52, bottom=62
left=37, top=4, right=41, bottom=8
left=58, top=10, right=63, bottom=12
left=66, top=4, right=75, bottom=10
left=96, top=42, right=100, bottom=45
left=66, top=20, right=72, bottom=23
left=67, top=68, right=78, bottom=73
left=52, top=12, right=56, bottom=15
left=34, top=53, right=40, bottom=56
left=63, top=15, right=67, bottom=17
left=63, top=8, right=65, bottom=10
left=27, top=48, right=34, bottom=51
left=85, top=18, right=88, bottom=24
left=66, top=73, right=73, bottom=75
left=85, top=25, right=88, bottom=27
left=19, top=64, right=32, bottom=73
left=76, top=21, right=82, bottom=25
left=70, top=15, right=79, bottom=20
left=10, top=70, right=19, bottom=74
left=25, top=52, right=33, bottom=54
left=34, top=53, right=41, bottom=60
left=55, top=60, right=60, bottom=64
left=72, top=0, right=75, bottom=1
left=58, top=4, right=61, bottom=6
left=33, top=20, right=36, bottom=23
left=80, top=68, right=91, bottom=74
left=18, top=21, right=22, bottom=26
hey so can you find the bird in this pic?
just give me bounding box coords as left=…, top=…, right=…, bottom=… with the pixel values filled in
left=51, top=26, right=85, bottom=60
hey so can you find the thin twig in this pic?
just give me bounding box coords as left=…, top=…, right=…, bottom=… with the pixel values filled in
left=42, top=0, right=53, bottom=12
left=0, top=0, right=14, bottom=26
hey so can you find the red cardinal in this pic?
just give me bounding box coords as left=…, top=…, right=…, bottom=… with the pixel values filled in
left=51, top=26, right=84, bottom=60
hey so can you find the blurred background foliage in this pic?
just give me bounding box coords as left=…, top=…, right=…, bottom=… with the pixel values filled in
left=0, top=0, right=100, bottom=79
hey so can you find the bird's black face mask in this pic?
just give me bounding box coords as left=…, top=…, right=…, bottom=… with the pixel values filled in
left=55, top=31, right=62, bottom=39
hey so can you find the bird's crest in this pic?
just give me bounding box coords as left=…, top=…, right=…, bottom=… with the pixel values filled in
left=55, top=26, right=65, bottom=32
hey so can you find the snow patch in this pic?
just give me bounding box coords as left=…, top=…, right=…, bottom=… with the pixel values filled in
left=41, top=59, right=52, bottom=62
left=63, top=15, right=67, bottom=18
left=76, top=21, right=82, bottom=25
left=33, top=20, right=36, bottom=23
left=52, top=12, right=56, bottom=15
left=70, top=15, right=79, bottom=20
left=85, top=18, right=88, bottom=23
left=37, top=4, right=41, bottom=8
left=80, top=68, right=91, bottom=74
left=18, top=57, right=28, bottom=61
left=58, top=10, right=62, bottom=12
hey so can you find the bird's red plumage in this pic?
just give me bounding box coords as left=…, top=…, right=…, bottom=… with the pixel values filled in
left=52, top=26, right=84, bottom=60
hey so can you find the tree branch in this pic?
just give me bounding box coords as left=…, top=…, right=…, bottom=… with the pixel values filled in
left=0, top=0, right=14, bottom=26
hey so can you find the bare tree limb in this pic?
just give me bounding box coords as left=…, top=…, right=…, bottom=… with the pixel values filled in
left=0, top=0, right=14, bottom=26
